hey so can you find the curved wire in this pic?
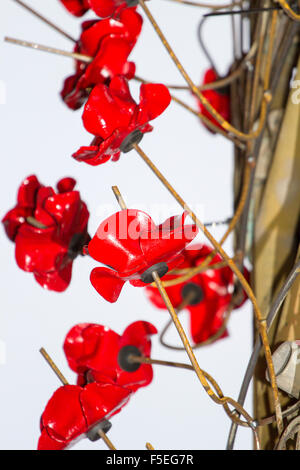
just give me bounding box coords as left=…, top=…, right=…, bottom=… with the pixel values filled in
left=197, top=16, right=220, bottom=76
left=159, top=303, right=234, bottom=351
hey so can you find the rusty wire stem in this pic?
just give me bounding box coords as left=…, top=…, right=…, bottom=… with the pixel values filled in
left=4, top=37, right=91, bottom=62
left=112, top=186, right=127, bottom=210
left=98, top=429, right=116, bottom=450
left=39, top=347, right=69, bottom=386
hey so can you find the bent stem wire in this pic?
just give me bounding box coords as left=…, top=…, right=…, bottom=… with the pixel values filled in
left=159, top=303, right=234, bottom=351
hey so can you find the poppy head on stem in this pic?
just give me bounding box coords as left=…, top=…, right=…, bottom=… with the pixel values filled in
left=63, top=321, right=157, bottom=392
left=72, top=76, right=171, bottom=165
left=38, top=382, right=131, bottom=450
left=87, top=209, right=198, bottom=302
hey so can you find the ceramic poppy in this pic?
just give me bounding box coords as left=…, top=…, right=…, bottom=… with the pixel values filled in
left=72, top=76, right=171, bottom=165
left=2, top=175, right=89, bottom=292
left=61, top=9, right=143, bottom=110
left=64, top=321, right=157, bottom=391
left=60, top=0, right=135, bottom=18
left=87, top=209, right=198, bottom=302
left=145, top=244, right=248, bottom=344
left=38, top=382, right=131, bottom=450
left=196, top=68, right=230, bottom=134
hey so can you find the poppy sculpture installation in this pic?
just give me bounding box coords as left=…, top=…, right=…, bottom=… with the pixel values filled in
left=3, top=0, right=300, bottom=451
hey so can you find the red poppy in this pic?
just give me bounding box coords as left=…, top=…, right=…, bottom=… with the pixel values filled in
left=72, top=76, right=171, bottom=166
left=196, top=68, right=230, bottom=134
left=60, top=0, right=135, bottom=18
left=145, top=244, right=248, bottom=345
left=63, top=321, right=157, bottom=391
left=2, top=175, right=89, bottom=292
left=88, top=209, right=198, bottom=302
left=38, top=382, right=131, bottom=450
left=61, top=9, right=143, bottom=110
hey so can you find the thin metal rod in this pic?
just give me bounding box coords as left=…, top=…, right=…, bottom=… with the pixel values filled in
left=227, top=260, right=300, bottom=449
left=204, top=6, right=282, bottom=17
left=130, top=354, right=194, bottom=371
left=10, top=0, right=76, bottom=42
left=204, top=217, right=232, bottom=228
left=39, top=347, right=69, bottom=386
left=134, top=142, right=282, bottom=434
left=98, top=429, right=117, bottom=450
left=112, top=186, right=127, bottom=210
left=4, top=37, right=92, bottom=63
left=197, top=17, right=219, bottom=76
left=163, top=0, right=243, bottom=8
left=159, top=303, right=234, bottom=351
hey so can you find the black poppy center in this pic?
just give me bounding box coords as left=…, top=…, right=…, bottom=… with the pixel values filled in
left=140, top=262, right=169, bottom=284
left=118, top=345, right=142, bottom=373
left=120, top=129, right=144, bottom=153
left=87, top=419, right=112, bottom=442
left=68, top=232, right=90, bottom=260
left=181, top=282, right=204, bottom=306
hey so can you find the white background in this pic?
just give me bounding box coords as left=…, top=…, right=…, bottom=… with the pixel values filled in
left=0, top=0, right=253, bottom=450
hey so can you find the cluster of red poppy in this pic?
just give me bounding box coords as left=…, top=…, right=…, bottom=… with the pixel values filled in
left=3, top=0, right=239, bottom=451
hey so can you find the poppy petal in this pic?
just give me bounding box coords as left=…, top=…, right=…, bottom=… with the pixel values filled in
left=90, top=267, right=126, bottom=302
